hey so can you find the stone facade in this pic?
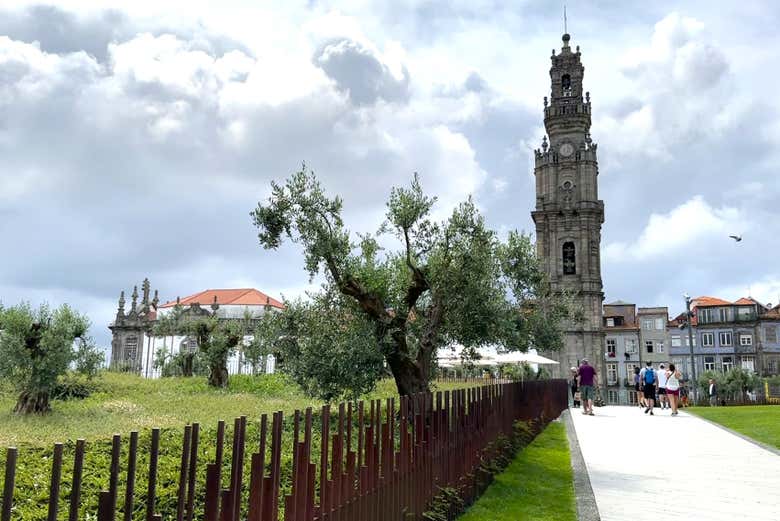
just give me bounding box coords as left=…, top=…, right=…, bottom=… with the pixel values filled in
left=637, top=307, right=669, bottom=365
left=602, top=302, right=641, bottom=404
left=109, top=285, right=284, bottom=377
left=109, top=278, right=158, bottom=372
left=532, top=33, right=605, bottom=385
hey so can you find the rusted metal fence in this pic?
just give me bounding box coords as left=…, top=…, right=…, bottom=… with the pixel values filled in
left=1, top=379, right=567, bottom=521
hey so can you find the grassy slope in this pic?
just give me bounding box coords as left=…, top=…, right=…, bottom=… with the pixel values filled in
left=688, top=405, right=780, bottom=449
left=0, top=372, right=468, bottom=447
left=458, top=421, right=576, bottom=521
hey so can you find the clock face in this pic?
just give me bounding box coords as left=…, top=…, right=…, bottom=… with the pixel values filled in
left=559, top=143, right=574, bottom=157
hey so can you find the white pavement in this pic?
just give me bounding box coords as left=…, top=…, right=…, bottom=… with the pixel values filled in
left=570, top=405, right=780, bottom=521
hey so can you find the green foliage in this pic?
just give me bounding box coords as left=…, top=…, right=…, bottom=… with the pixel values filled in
left=0, top=302, right=96, bottom=413
left=697, top=368, right=762, bottom=400
left=50, top=374, right=102, bottom=401
left=254, top=292, right=385, bottom=401
left=251, top=168, right=572, bottom=397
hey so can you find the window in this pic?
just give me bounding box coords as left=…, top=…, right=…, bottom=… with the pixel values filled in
left=719, top=332, right=733, bottom=346
left=736, top=307, right=755, bottom=321
left=671, top=335, right=681, bottom=347
left=625, top=339, right=637, bottom=354
left=562, top=242, right=576, bottom=275
left=645, top=340, right=654, bottom=353
left=765, top=326, right=778, bottom=344
left=741, top=356, right=755, bottom=371
left=657, top=341, right=665, bottom=354
left=124, top=336, right=138, bottom=361
left=684, top=335, right=697, bottom=347
left=607, top=389, right=619, bottom=404
left=606, top=318, right=614, bottom=327
left=642, top=319, right=654, bottom=330
left=702, top=333, right=714, bottom=347
left=704, top=356, right=716, bottom=371
left=722, top=356, right=733, bottom=372
left=739, top=334, right=753, bottom=346
left=718, top=307, right=732, bottom=323
left=606, top=363, right=618, bottom=385
left=561, top=74, right=572, bottom=96
left=654, top=318, right=664, bottom=330
left=606, top=339, right=616, bottom=357
left=699, top=308, right=716, bottom=324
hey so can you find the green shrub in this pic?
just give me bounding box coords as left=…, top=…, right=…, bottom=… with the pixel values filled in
left=50, top=374, right=102, bottom=401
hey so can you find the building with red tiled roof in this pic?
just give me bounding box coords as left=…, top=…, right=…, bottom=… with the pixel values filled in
left=160, top=288, right=284, bottom=311
left=110, top=281, right=284, bottom=377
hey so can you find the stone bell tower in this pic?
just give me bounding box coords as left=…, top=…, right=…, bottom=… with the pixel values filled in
left=531, top=33, right=605, bottom=384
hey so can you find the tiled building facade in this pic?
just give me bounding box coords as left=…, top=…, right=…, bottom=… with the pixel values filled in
left=603, top=296, right=780, bottom=404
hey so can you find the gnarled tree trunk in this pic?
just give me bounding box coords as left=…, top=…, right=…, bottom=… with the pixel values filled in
left=208, top=364, right=229, bottom=388
left=14, top=390, right=51, bottom=414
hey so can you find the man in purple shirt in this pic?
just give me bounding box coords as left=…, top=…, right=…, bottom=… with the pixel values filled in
left=576, top=359, right=597, bottom=416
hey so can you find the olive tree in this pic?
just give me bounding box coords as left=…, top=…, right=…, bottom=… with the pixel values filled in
left=0, top=302, right=99, bottom=414
left=251, top=168, right=570, bottom=397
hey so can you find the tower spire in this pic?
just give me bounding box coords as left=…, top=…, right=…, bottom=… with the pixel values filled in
left=564, top=5, right=568, bottom=34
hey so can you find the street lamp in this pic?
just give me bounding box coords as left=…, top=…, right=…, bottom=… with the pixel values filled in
left=683, top=293, right=698, bottom=402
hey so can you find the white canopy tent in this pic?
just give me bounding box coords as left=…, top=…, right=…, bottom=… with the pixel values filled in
left=436, top=344, right=559, bottom=368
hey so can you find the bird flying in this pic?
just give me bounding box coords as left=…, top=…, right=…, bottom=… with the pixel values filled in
left=729, top=235, right=742, bottom=242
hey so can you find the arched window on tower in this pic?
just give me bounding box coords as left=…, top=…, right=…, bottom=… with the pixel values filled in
left=561, top=74, right=572, bottom=97
left=563, top=242, right=576, bottom=275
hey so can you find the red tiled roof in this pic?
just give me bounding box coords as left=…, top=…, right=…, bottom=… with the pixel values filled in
left=669, top=311, right=697, bottom=326
left=692, top=296, right=731, bottom=307
left=761, top=304, right=780, bottom=319
left=734, top=297, right=755, bottom=305
left=161, top=289, right=285, bottom=309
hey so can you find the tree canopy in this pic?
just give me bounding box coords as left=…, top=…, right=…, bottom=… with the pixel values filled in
left=0, top=302, right=102, bottom=413
left=251, top=168, right=571, bottom=398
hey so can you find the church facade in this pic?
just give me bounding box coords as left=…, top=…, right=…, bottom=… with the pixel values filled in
left=532, top=33, right=606, bottom=386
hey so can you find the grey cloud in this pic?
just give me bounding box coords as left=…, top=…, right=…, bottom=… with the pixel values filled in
left=0, top=5, right=252, bottom=62
left=313, top=38, right=410, bottom=105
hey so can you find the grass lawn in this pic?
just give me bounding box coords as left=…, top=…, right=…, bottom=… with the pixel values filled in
left=0, top=372, right=468, bottom=447
left=0, top=372, right=473, bottom=519
left=688, top=405, right=780, bottom=449
left=458, top=421, right=576, bottom=521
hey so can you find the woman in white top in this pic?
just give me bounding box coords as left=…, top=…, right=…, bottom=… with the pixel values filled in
left=665, top=363, right=682, bottom=416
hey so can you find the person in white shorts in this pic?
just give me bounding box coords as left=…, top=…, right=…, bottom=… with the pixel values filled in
left=656, top=363, right=669, bottom=410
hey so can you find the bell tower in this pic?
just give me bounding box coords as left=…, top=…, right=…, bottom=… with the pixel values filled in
left=531, top=33, right=605, bottom=383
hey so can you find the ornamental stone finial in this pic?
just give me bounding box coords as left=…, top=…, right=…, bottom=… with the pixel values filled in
left=131, top=285, right=138, bottom=312
left=118, top=291, right=125, bottom=312
left=152, top=289, right=159, bottom=308
left=543, top=96, right=548, bottom=107
left=211, top=295, right=219, bottom=312
left=141, top=278, right=151, bottom=305
left=542, top=135, right=548, bottom=152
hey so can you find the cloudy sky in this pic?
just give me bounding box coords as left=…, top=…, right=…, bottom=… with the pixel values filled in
left=2, top=0, right=779, bottom=346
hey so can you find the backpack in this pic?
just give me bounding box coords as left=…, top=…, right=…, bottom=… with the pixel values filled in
left=644, top=369, right=655, bottom=385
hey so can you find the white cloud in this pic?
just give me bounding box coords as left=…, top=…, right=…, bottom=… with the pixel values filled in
left=604, top=196, right=747, bottom=262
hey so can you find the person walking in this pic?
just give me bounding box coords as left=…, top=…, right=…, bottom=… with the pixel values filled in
left=576, top=359, right=597, bottom=416
left=633, top=366, right=644, bottom=408
left=656, top=363, right=669, bottom=410
left=570, top=367, right=581, bottom=408
left=708, top=378, right=718, bottom=406
left=639, top=361, right=656, bottom=415
left=665, top=363, right=682, bottom=415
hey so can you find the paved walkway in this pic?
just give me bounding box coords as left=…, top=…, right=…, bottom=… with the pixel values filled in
left=570, top=405, right=780, bottom=521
